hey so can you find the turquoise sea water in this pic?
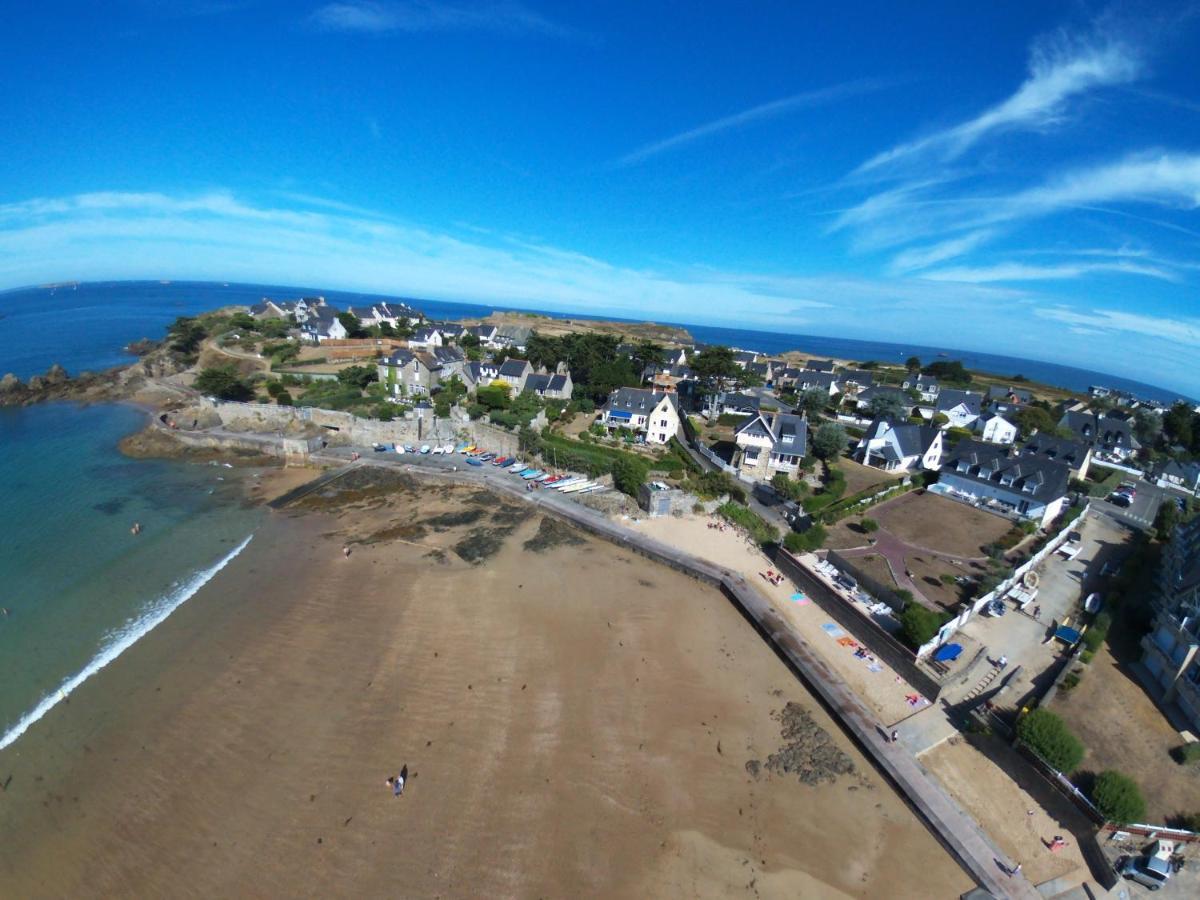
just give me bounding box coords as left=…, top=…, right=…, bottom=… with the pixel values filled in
left=0, top=402, right=261, bottom=748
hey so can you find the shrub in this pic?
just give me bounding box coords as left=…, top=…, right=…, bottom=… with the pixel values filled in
left=1060, top=672, right=1081, bottom=691
left=783, top=524, right=826, bottom=554
left=1172, top=742, right=1200, bottom=765
left=194, top=365, right=254, bottom=401
left=276, top=391, right=293, bottom=406
left=717, top=502, right=779, bottom=548
left=860, top=517, right=879, bottom=533
left=266, top=380, right=284, bottom=398
left=1090, top=770, right=1145, bottom=824
left=611, top=456, right=648, bottom=497
left=1016, top=709, right=1084, bottom=773
left=897, top=603, right=944, bottom=650
left=1082, top=612, right=1112, bottom=653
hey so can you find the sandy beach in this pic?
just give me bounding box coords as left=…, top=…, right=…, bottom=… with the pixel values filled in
left=0, top=470, right=969, bottom=898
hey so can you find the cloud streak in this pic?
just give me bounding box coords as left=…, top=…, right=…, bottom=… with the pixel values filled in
left=616, top=80, right=891, bottom=167
left=307, top=0, right=565, bottom=36
left=856, top=31, right=1141, bottom=174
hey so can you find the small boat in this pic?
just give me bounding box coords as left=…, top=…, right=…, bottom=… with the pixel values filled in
left=1084, top=592, right=1103, bottom=614
left=522, top=469, right=544, bottom=480
left=533, top=473, right=555, bottom=482
left=502, top=459, right=522, bottom=469
left=461, top=445, right=476, bottom=454
left=420, top=444, right=431, bottom=454
left=478, top=453, right=495, bottom=461
left=404, top=445, right=416, bottom=454
left=442, top=444, right=455, bottom=454
left=560, top=481, right=593, bottom=494
left=454, top=443, right=468, bottom=453
left=515, top=468, right=535, bottom=477
left=553, top=477, right=585, bottom=490
left=492, top=456, right=510, bottom=466
left=466, top=457, right=484, bottom=467
left=395, top=445, right=406, bottom=454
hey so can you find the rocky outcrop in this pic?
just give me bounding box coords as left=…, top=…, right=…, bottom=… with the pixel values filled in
left=0, top=364, right=124, bottom=407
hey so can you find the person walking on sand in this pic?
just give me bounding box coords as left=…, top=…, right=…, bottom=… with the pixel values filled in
left=890, top=729, right=899, bottom=744
left=1009, top=861, right=1021, bottom=878
left=342, top=545, right=351, bottom=558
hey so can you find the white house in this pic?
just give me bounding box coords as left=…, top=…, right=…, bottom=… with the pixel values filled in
left=933, top=440, right=1070, bottom=528
left=347, top=302, right=420, bottom=329
left=1154, top=459, right=1200, bottom=496
left=854, top=417, right=943, bottom=472
left=933, top=389, right=983, bottom=429
left=300, top=307, right=348, bottom=344
left=795, top=372, right=839, bottom=396
left=901, top=373, right=940, bottom=403
left=599, top=388, right=680, bottom=444
left=1058, top=410, right=1141, bottom=461
left=734, top=412, right=808, bottom=481
left=495, top=358, right=533, bottom=393
left=975, top=412, right=1018, bottom=445
left=408, top=326, right=444, bottom=351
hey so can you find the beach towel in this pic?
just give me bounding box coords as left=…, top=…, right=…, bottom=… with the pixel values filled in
left=820, top=623, right=845, bottom=638
left=867, top=663, right=883, bottom=673
left=837, top=637, right=856, bottom=647
left=791, top=594, right=810, bottom=605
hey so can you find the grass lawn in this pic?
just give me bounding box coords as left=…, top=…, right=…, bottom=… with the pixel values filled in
left=823, top=518, right=874, bottom=551
left=848, top=552, right=900, bottom=593
left=835, top=458, right=905, bottom=496
left=872, top=490, right=1012, bottom=558
left=904, top=553, right=984, bottom=611
left=1049, top=642, right=1200, bottom=823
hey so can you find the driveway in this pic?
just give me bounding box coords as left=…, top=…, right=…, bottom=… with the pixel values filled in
left=1092, top=477, right=1164, bottom=531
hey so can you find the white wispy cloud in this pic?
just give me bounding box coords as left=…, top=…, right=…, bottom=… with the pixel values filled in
left=1034, top=306, right=1200, bottom=348
left=888, top=229, right=996, bottom=272
left=307, top=0, right=565, bottom=36
left=616, top=80, right=891, bottom=167
left=920, top=259, right=1179, bottom=283
left=856, top=31, right=1141, bottom=174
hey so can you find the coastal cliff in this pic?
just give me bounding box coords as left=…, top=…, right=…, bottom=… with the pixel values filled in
left=0, top=342, right=188, bottom=408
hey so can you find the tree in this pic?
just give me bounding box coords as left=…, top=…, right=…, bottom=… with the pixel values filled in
left=1015, top=404, right=1057, bottom=438
left=336, top=365, right=378, bottom=390
left=1090, top=770, right=1145, bottom=824
left=811, top=423, right=848, bottom=461
left=690, top=346, right=739, bottom=410
left=898, top=604, right=945, bottom=650
left=227, top=311, right=259, bottom=332
left=1132, top=410, right=1161, bottom=448
left=796, top=388, right=829, bottom=419
left=377, top=320, right=396, bottom=338
left=905, top=356, right=921, bottom=372
left=784, top=524, right=826, bottom=554
left=167, top=316, right=207, bottom=357
left=1155, top=499, right=1179, bottom=540
left=868, top=393, right=908, bottom=421
left=921, top=360, right=971, bottom=385
left=1164, top=402, right=1194, bottom=448
left=771, top=472, right=808, bottom=500
left=610, top=456, right=647, bottom=497
left=476, top=383, right=511, bottom=411
left=630, top=340, right=666, bottom=380
left=860, top=517, right=879, bottom=533
left=337, top=312, right=368, bottom=338
left=194, top=365, right=254, bottom=401
left=1016, top=709, right=1084, bottom=772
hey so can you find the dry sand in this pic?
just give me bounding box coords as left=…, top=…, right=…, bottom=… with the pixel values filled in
left=0, top=474, right=969, bottom=898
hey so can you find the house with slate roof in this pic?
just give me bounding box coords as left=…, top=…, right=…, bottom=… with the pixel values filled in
left=347, top=301, right=420, bottom=329
left=523, top=371, right=573, bottom=401
left=377, top=348, right=440, bottom=396
left=408, top=326, right=445, bottom=351
left=1140, top=518, right=1200, bottom=731
left=1153, top=459, right=1200, bottom=496
left=837, top=369, right=874, bottom=394
left=805, top=359, right=837, bottom=373
left=975, top=412, right=1019, bottom=446
left=855, top=385, right=916, bottom=415
left=1020, top=433, right=1092, bottom=480
left=253, top=296, right=324, bottom=323
left=300, top=306, right=347, bottom=344
left=795, top=372, right=840, bottom=396
left=933, top=389, right=983, bottom=429
left=734, top=411, right=808, bottom=481
left=988, top=385, right=1033, bottom=406
left=1057, top=410, right=1141, bottom=461
left=901, top=373, right=940, bottom=403
left=720, top=392, right=760, bottom=416
left=853, top=417, right=943, bottom=472
left=933, top=439, right=1069, bottom=527
left=599, top=388, right=680, bottom=444
left=496, top=358, right=533, bottom=393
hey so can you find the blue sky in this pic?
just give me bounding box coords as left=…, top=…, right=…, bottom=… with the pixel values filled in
left=1, top=2, right=1199, bottom=394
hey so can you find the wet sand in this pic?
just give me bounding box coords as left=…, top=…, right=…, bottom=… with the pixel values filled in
left=0, top=474, right=970, bottom=898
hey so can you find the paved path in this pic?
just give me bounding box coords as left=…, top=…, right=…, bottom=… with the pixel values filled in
left=304, top=447, right=1039, bottom=899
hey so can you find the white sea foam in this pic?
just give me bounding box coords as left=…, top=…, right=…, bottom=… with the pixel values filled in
left=0, top=534, right=253, bottom=752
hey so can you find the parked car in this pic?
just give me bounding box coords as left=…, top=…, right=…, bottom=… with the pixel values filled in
left=1100, top=559, right=1119, bottom=577
left=1118, top=854, right=1171, bottom=890
left=1108, top=492, right=1133, bottom=508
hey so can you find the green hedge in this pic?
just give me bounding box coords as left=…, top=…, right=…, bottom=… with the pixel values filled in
left=784, top=524, right=826, bottom=554
left=537, top=433, right=650, bottom=496
left=1017, top=709, right=1084, bottom=773
left=1090, top=770, right=1145, bottom=824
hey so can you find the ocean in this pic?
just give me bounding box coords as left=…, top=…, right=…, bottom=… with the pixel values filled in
left=0, top=278, right=1183, bottom=750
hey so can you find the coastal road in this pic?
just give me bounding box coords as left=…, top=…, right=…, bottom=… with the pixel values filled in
left=1092, top=477, right=1165, bottom=531
left=310, top=445, right=1040, bottom=899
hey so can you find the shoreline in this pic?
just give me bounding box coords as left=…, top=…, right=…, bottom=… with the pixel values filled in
left=0, top=467, right=971, bottom=898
